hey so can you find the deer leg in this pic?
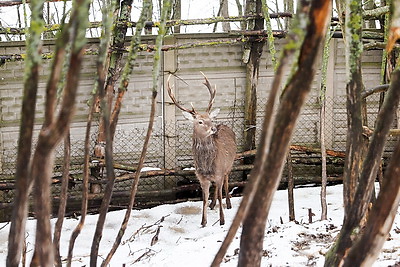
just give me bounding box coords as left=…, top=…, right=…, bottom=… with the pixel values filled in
left=200, top=180, right=211, bottom=227
left=224, top=175, right=232, bottom=209
left=209, top=184, right=217, bottom=210
left=216, top=180, right=225, bottom=225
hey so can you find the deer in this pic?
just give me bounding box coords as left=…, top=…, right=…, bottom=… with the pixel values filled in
left=167, top=72, right=237, bottom=227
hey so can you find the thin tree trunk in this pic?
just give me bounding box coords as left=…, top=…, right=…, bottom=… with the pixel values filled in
left=67, top=92, right=97, bottom=267
left=325, top=4, right=400, bottom=265
left=319, top=25, right=333, bottom=221
left=53, top=132, right=70, bottom=267
left=284, top=0, right=294, bottom=30
left=7, top=0, right=45, bottom=264
left=67, top=0, right=115, bottom=264
left=89, top=1, right=119, bottom=265
left=89, top=54, right=116, bottom=267
left=101, top=0, right=156, bottom=264
left=144, top=0, right=153, bottom=34
left=235, top=0, right=245, bottom=30
left=172, top=0, right=181, bottom=33
left=342, top=0, right=364, bottom=220
left=261, top=0, right=277, bottom=70
left=343, top=138, right=400, bottom=266
left=95, top=0, right=132, bottom=156
left=287, top=151, right=295, bottom=221
left=238, top=1, right=331, bottom=266
left=29, top=3, right=89, bottom=264
left=320, top=102, right=328, bottom=220
left=243, top=0, right=264, bottom=157
left=211, top=28, right=297, bottom=267
left=220, top=0, right=231, bottom=32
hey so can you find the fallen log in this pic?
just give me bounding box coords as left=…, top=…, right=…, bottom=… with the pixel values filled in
left=237, top=145, right=346, bottom=159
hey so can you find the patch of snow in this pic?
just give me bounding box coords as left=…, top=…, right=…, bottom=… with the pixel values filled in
left=0, top=183, right=399, bottom=266
left=141, top=167, right=162, bottom=172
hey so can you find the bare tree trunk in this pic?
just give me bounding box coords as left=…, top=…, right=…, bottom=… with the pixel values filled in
left=287, top=151, right=295, bottom=221
left=342, top=0, right=364, bottom=220
left=284, top=0, right=294, bottom=30
left=320, top=102, right=328, bottom=220
left=343, top=49, right=400, bottom=266
left=172, top=0, right=181, bottom=33
left=319, top=26, right=333, bottom=221
left=89, top=52, right=116, bottom=267
left=67, top=92, right=97, bottom=267
left=53, top=132, right=70, bottom=267
left=95, top=0, right=132, bottom=157
left=89, top=2, right=121, bottom=266
left=211, top=28, right=297, bottom=267
left=100, top=0, right=157, bottom=264
left=7, top=0, right=44, bottom=265
left=261, top=0, right=277, bottom=70
left=31, top=2, right=89, bottom=262
left=243, top=0, right=264, bottom=157
left=67, top=3, right=114, bottom=267
left=144, top=0, right=154, bottom=34
left=325, top=3, right=400, bottom=265
left=235, top=0, right=246, bottom=30
left=335, top=0, right=346, bottom=32
left=220, top=0, right=231, bottom=32
left=238, top=1, right=331, bottom=266
left=343, top=124, right=400, bottom=266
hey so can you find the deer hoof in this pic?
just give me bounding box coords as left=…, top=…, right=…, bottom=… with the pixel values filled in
left=209, top=201, right=216, bottom=210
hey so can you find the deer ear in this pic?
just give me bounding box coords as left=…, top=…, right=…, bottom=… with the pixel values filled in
left=182, top=111, right=194, bottom=121
left=209, top=108, right=220, bottom=119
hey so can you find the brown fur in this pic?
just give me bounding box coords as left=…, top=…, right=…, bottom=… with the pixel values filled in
left=166, top=73, right=236, bottom=226
left=191, top=117, right=236, bottom=226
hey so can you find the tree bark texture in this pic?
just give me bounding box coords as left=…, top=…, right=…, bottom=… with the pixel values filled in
left=101, top=0, right=156, bottom=265
left=89, top=0, right=122, bottom=263
left=31, top=7, right=89, bottom=262
left=238, top=1, right=331, bottom=266
left=109, top=0, right=150, bottom=139
left=95, top=0, right=133, bottom=153
left=211, top=23, right=297, bottom=267
left=67, top=92, right=97, bottom=267
left=325, top=4, right=400, bottom=265
left=341, top=0, right=364, bottom=220
left=67, top=1, right=114, bottom=265
left=53, top=133, right=70, bottom=267
left=342, top=138, right=400, bottom=265
left=244, top=0, right=264, bottom=155
left=320, top=27, right=333, bottom=221
left=7, top=0, right=44, bottom=265
left=287, top=151, right=295, bottom=221
left=219, top=0, right=231, bottom=32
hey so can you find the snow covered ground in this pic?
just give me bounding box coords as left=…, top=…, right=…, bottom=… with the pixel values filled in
left=0, top=183, right=399, bottom=266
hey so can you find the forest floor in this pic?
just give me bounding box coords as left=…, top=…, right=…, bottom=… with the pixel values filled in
left=0, top=183, right=399, bottom=266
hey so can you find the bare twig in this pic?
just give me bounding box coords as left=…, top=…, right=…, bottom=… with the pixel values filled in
left=150, top=226, right=162, bottom=246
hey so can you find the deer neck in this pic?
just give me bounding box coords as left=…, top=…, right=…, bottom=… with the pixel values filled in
left=192, top=135, right=216, bottom=176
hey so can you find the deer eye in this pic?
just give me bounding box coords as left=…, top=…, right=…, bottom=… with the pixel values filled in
left=198, top=120, right=204, bottom=125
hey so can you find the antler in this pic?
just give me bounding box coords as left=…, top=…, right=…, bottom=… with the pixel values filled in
left=200, top=71, right=216, bottom=113
left=166, top=74, right=196, bottom=115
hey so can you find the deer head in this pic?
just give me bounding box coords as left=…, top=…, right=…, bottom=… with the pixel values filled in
left=167, top=72, right=220, bottom=139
